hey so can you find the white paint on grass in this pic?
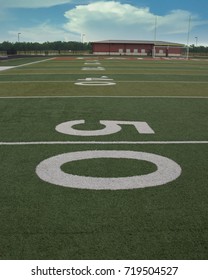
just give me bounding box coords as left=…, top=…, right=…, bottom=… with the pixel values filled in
left=106, top=57, right=127, bottom=60
left=14, top=57, right=55, bottom=68
left=36, top=150, right=182, bottom=190
left=0, top=58, right=54, bottom=72
left=1, top=81, right=208, bottom=84
left=82, top=67, right=105, bottom=71
left=75, top=76, right=116, bottom=86
left=0, top=140, right=208, bottom=145
left=0, top=66, right=16, bottom=71
left=55, top=120, right=155, bottom=136
left=75, top=81, right=116, bottom=86
left=84, top=62, right=101, bottom=65
left=0, top=96, right=207, bottom=99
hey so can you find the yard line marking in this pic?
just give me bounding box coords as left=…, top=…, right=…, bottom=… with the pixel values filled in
left=0, top=141, right=208, bottom=145
left=0, top=80, right=74, bottom=84
left=118, top=81, right=208, bottom=84
left=1, top=81, right=208, bottom=84
left=0, top=96, right=208, bottom=99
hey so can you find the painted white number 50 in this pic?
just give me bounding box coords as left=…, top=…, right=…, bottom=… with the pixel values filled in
left=55, top=120, right=155, bottom=136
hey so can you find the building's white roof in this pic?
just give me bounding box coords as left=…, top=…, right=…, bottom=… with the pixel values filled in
left=93, top=40, right=184, bottom=46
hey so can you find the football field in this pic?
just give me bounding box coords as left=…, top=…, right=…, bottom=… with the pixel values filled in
left=0, top=57, right=208, bottom=259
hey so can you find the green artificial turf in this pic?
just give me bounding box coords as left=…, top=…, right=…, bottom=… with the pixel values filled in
left=0, top=57, right=208, bottom=97
left=0, top=144, right=208, bottom=259
left=0, top=56, right=208, bottom=260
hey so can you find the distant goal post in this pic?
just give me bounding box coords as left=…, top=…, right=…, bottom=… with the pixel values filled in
left=153, top=45, right=187, bottom=58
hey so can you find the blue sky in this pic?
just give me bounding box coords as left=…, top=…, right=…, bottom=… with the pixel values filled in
left=0, top=0, right=207, bottom=45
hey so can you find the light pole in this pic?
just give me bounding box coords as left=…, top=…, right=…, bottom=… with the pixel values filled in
left=195, top=36, right=198, bottom=47
left=153, top=16, right=157, bottom=58
left=81, top=33, right=85, bottom=43
left=186, top=15, right=191, bottom=60
left=18, top=33, right=21, bottom=42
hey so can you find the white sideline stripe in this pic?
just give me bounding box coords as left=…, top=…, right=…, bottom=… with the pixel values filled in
left=0, top=96, right=208, bottom=99
left=0, top=141, right=207, bottom=145
left=120, top=81, right=208, bottom=83
left=1, top=80, right=208, bottom=84
left=0, top=58, right=55, bottom=72
left=0, top=66, right=15, bottom=71
left=13, top=58, right=55, bottom=69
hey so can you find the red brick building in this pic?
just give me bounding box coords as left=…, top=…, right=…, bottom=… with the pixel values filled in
left=92, top=40, right=185, bottom=57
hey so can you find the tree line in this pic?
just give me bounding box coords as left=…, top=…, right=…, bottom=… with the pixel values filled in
left=189, top=44, right=208, bottom=53
left=0, top=41, right=207, bottom=55
left=0, top=41, right=92, bottom=52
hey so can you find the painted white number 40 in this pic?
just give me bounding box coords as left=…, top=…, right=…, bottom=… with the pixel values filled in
left=55, top=120, right=155, bottom=136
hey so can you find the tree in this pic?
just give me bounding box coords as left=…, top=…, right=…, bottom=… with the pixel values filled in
left=0, top=41, right=92, bottom=52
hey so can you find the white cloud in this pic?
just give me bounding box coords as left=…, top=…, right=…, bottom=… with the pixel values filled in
left=7, top=22, right=79, bottom=43
left=0, top=0, right=71, bottom=8
left=2, top=1, right=207, bottom=45
left=64, top=1, right=206, bottom=43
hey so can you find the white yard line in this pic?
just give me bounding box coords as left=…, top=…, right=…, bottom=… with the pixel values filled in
left=0, top=81, right=75, bottom=83
left=0, top=141, right=207, bottom=145
left=0, top=96, right=208, bottom=99
left=1, top=80, right=208, bottom=84
left=118, top=81, right=208, bottom=83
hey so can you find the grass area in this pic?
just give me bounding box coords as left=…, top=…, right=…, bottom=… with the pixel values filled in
left=0, top=98, right=207, bottom=142
left=0, top=57, right=208, bottom=97
left=0, top=56, right=208, bottom=260
left=0, top=56, right=52, bottom=66
left=0, top=143, right=208, bottom=259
